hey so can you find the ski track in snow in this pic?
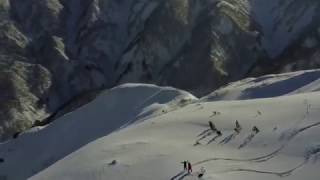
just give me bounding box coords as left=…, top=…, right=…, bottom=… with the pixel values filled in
left=9, top=80, right=320, bottom=180
left=226, top=160, right=306, bottom=178
left=186, top=120, right=320, bottom=178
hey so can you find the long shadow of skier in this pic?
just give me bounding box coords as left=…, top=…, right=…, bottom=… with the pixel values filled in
left=196, top=131, right=213, bottom=142
left=197, top=129, right=211, bottom=137
left=207, top=135, right=221, bottom=145
left=239, top=133, right=256, bottom=149
left=219, top=132, right=237, bottom=145
left=177, top=173, right=190, bottom=180
left=170, top=171, right=185, bottom=180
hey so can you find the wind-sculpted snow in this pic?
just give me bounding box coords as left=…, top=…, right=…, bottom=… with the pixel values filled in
left=203, top=69, right=320, bottom=101
left=0, top=84, right=196, bottom=180
left=14, top=86, right=319, bottom=180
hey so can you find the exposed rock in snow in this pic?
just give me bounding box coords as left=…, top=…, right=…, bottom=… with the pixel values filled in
left=0, top=57, right=51, bottom=140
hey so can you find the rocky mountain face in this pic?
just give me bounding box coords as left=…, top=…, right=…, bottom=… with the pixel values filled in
left=0, top=0, right=320, bottom=140
left=248, top=0, right=320, bottom=75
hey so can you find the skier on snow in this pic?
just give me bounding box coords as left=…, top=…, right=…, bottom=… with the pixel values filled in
left=187, top=161, right=192, bottom=174
left=234, top=120, right=242, bottom=133
left=209, top=121, right=216, bottom=131
left=235, top=120, right=241, bottom=130
left=181, top=160, right=187, bottom=171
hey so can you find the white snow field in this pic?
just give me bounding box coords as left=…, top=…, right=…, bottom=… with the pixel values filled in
left=203, top=69, right=320, bottom=101
left=29, top=89, right=320, bottom=180
left=0, top=84, right=197, bottom=180
left=1, top=71, right=320, bottom=180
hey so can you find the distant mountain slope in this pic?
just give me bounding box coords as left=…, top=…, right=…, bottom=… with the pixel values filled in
left=250, top=0, right=320, bottom=57
left=202, top=69, right=320, bottom=101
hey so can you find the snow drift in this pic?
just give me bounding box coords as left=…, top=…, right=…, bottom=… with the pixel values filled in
left=29, top=89, right=320, bottom=180
left=0, top=84, right=196, bottom=180
left=203, top=69, right=320, bottom=101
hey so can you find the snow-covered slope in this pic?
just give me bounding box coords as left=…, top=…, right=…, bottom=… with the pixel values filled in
left=0, top=84, right=196, bottom=180
left=203, top=69, right=320, bottom=101
left=28, top=90, right=320, bottom=180
left=2, top=70, right=320, bottom=180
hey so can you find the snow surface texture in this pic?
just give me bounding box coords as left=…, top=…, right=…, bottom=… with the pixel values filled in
left=0, top=84, right=196, bottom=180
left=203, top=69, right=320, bottom=101
left=2, top=71, right=320, bottom=180
left=0, top=70, right=320, bottom=180
left=27, top=85, right=320, bottom=180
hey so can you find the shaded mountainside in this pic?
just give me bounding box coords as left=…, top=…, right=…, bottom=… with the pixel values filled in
left=1, top=0, right=320, bottom=140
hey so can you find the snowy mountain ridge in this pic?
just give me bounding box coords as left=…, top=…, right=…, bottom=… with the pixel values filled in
left=1, top=69, right=320, bottom=180
left=203, top=69, right=320, bottom=101
left=0, top=84, right=196, bottom=180
left=29, top=84, right=320, bottom=180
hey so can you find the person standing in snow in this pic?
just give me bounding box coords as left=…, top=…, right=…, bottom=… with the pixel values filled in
left=209, top=121, right=216, bottom=131
left=187, top=161, right=192, bottom=174
left=234, top=120, right=242, bottom=133
left=181, top=161, right=187, bottom=171
left=235, top=120, right=241, bottom=129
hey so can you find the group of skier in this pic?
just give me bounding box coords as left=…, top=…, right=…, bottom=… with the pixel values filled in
left=209, top=120, right=259, bottom=136
left=181, top=160, right=192, bottom=173
left=177, top=119, right=261, bottom=178
left=181, top=161, right=205, bottom=178
left=208, top=121, right=222, bottom=136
